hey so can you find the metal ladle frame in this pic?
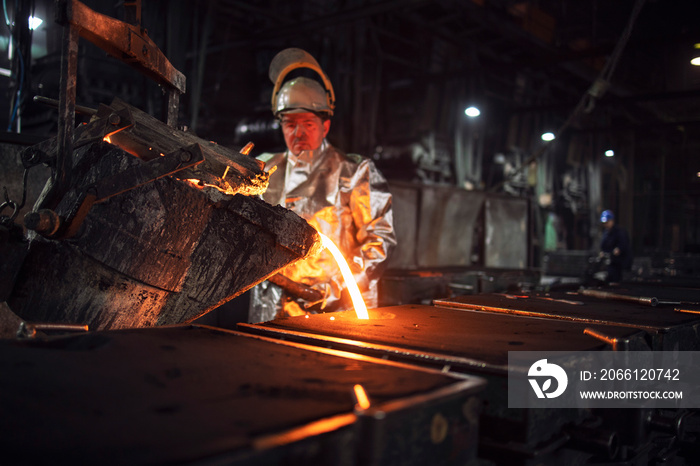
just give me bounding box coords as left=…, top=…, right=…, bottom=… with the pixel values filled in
left=53, top=0, right=186, bottom=197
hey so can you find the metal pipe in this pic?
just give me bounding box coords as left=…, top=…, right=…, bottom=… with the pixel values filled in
left=649, top=410, right=689, bottom=438
left=55, top=22, right=79, bottom=199
left=17, top=321, right=89, bottom=339
left=33, top=95, right=97, bottom=116
left=580, top=288, right=658, bottom=306
left=267, top=274, right=325, bottom=304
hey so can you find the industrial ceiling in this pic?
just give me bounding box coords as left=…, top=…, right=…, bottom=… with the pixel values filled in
left=4, top=0, right=700, bottom=250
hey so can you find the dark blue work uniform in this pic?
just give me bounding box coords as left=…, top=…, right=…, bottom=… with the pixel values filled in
left=600, top=226, right=632, bottom=283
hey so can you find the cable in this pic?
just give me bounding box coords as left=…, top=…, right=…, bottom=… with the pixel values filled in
left=7, top=46, right=23, bottom=131
left=3, top=0, right=31, bottom=132
left=489, top=0, right=647, bottom=192
left=554, top=0, right=646, bottom=136
left=2, top=0, right=10, bottom=29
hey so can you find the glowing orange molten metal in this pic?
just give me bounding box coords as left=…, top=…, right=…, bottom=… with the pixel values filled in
left=353, top=384, right=371, bottom=410
left=318, top=232, right=369, bottom=320
left=182, top=179, right=237, bottom=195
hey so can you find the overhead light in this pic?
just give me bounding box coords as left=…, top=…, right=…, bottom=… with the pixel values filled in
left=29, top=16, right=43, bottom=30
left=464, top=106, right=480, bottom=118
left=541, top=132, right=555, bottom=141
left=691, top=43, right=700, bottom=66
left=605, top=149, right=615, bottom=157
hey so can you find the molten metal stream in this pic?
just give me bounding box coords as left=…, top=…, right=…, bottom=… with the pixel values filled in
left=318, top=233, right=369, bottom=319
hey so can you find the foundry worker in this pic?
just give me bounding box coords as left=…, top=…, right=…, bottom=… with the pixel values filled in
left=599, top=209, right=632, bottom=284
left=249, top=48, right=396, bottom=322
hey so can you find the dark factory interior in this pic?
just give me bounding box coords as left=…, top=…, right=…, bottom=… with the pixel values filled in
left=1, top=0, right=700, bottom=464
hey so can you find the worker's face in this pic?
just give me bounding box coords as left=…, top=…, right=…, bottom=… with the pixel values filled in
left=603, top=219, right=614, bottom=230
left=280, top=112, right=330, bottom=156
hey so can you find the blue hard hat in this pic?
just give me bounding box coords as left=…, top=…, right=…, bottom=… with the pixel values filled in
left=600, top=210, right=614, bottom=222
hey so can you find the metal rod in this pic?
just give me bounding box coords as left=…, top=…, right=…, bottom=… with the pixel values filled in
left=165, top=88, right=180, bottom=127
left=17, top=321, right=89, bottom=339
left=267, top=273, right=324, bottom=304
left=583, top=327, right=622, bottom=351
left=33, top=95, right=97, bottom=116
left=124, top=0, right=142, bottom=27
left=579, top=288, right=658, bottom=307
left=56, top=22, right=79, bottom=197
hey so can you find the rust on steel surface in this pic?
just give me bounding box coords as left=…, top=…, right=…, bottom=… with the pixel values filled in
left=54, top=23, right=79, bottom=203
left=9, top=190, right=319, bottom=329
left=434, top=291, right=700, bottom=330
left=56, top=0, right=185, bottom=93
left=8, top=111, right=312, bottom=329
left=104, top=98, right=267, bottom=195
left=0, top=326, right=483, bottom=464
left=247, top=304, right=649, bottom=368
left=267, top=273, right=325, bottom=303
left=23, top=98, right=269, bottom=208
left=8, top=153, right=318, bottom=329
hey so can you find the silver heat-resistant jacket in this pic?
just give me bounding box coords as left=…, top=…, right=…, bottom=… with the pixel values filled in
left=249, top=140, right=396, bottom=322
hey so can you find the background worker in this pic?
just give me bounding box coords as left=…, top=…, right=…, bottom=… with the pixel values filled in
left=249, top=48, right=396, bottom=322
left=599, top=209, right=632, bottom=284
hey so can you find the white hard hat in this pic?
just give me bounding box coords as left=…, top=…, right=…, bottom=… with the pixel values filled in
left=275, top=77, right=332, bottom=116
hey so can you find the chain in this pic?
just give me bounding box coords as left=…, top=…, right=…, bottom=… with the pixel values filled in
left=0, top=168, right=29, bottom=222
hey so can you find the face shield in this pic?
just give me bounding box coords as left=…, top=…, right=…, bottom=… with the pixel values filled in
left=269, top=48, right=335, bottom=117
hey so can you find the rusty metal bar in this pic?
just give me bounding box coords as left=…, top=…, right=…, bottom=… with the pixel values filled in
left=33, top=95, right=97, bottom=116
left=50, top=0, right=188, bottom=203
left=124, top=0, right=142, bottom=27
left=56, top=0, right=186, bottom=95
left=55, top=21, right=79, bottom=199
left=17, top=321, right=89, bottom=339
left=583, top=327, right=628, bottom=351
left=90, top=144, right=204, bottom=202
left=165, top=89, right=180, bottom=127
left=267, top=274, right=325, bottom=304
left=28, top=144, right=206, bottom=239
left=579, top=288, right=658, bottom=307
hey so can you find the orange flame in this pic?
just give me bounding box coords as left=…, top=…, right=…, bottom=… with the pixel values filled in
left=318, top=232, right=369, bottom=319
